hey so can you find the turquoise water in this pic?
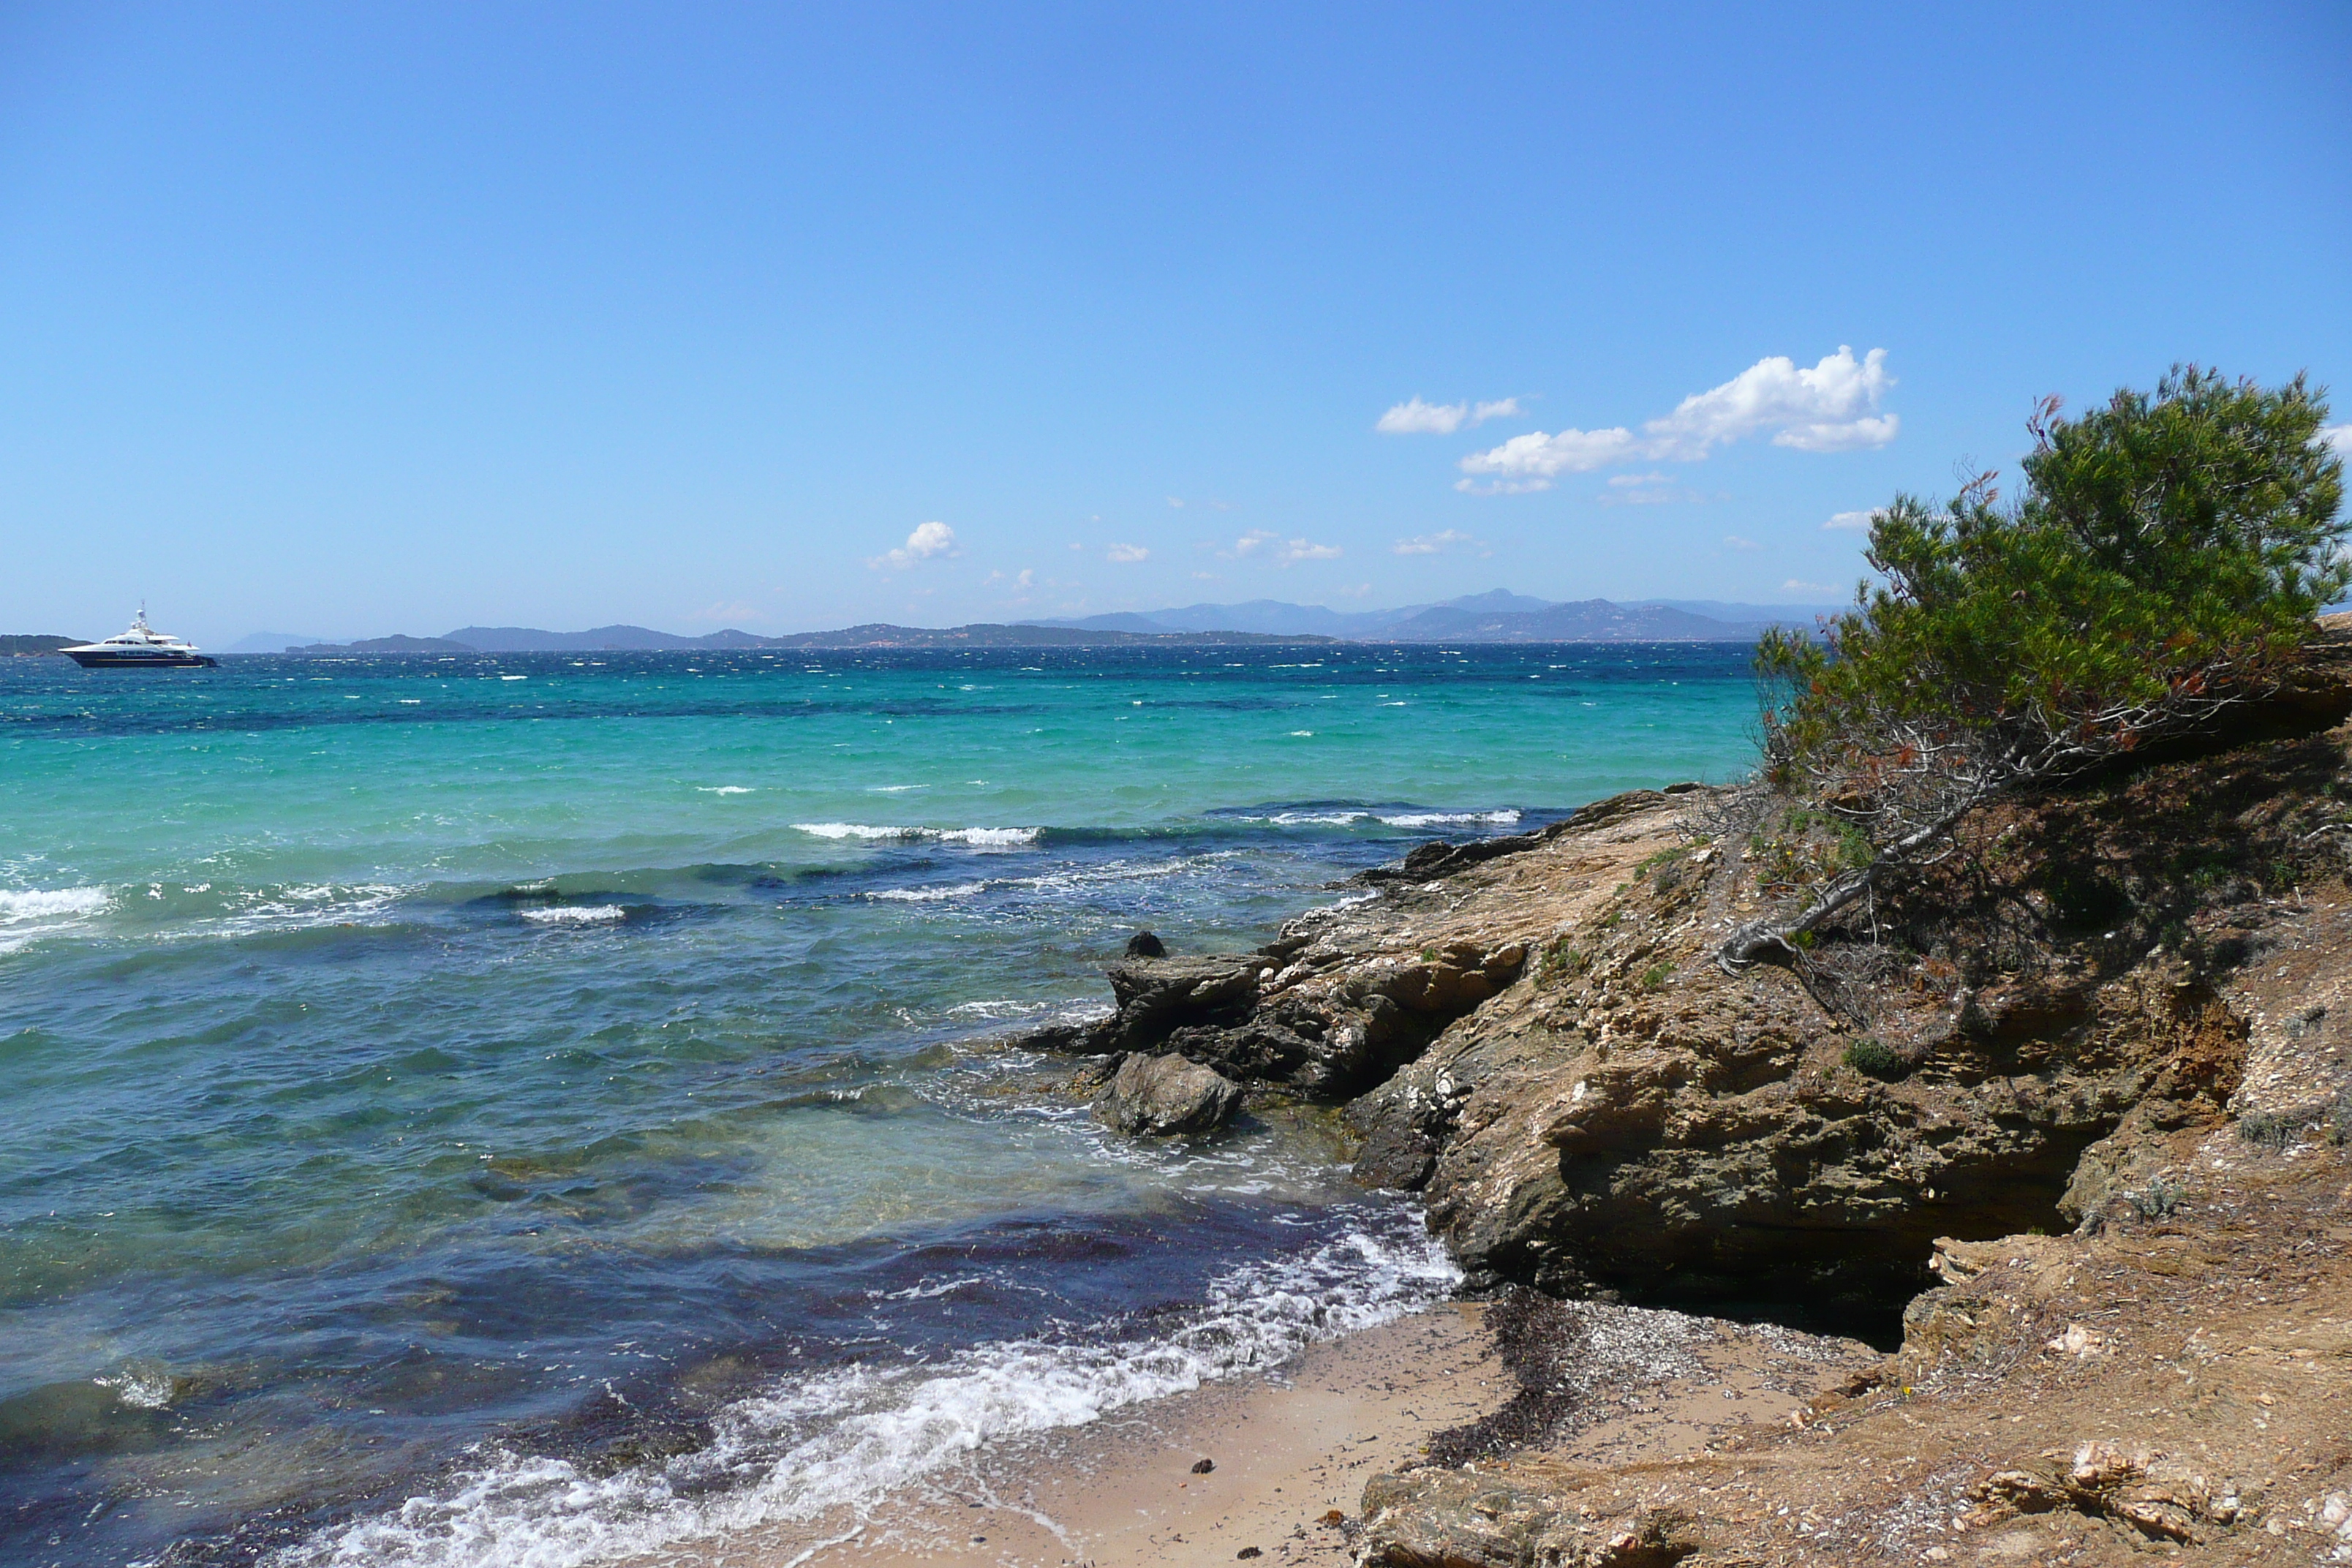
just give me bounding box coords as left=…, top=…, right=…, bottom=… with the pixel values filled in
left=0, top=644, right=1759, bottom=1567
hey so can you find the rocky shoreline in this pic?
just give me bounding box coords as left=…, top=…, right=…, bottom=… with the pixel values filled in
left=1018, top=657, right=2352, bottom=1564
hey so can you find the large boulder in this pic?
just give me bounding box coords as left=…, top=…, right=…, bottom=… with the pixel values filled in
left=1091, top=1052, right=1243, bottom=1137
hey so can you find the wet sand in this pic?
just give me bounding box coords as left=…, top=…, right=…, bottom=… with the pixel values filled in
left=641, top=1303, right=1507, bottom=1568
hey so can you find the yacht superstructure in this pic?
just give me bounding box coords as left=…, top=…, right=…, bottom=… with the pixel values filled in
left=62, top=608, right=218, bottom=668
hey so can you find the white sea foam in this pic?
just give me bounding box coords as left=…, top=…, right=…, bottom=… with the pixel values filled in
left=203, top=883, right=411, bottom=939
left=266, top=1211, right=1456, bottom=1568
left=936, top=827, right=1036, bottom=847
left=793, top=823, right=1039, bottom=848
left=0, top=886, right=112, bottom=952
left=1229, top=808, right=1517, bottom=830
left=867, top=1275, right=989, bottom=1302
left=866, top=883, right=987, bottom=903
left=1378, top=809, right=1521, bottom=829
left=697, top=786, right=755, bottom=796
left=519, top=905, right=628, bottom=927
left=94, top=1360, right=176, bottom=1410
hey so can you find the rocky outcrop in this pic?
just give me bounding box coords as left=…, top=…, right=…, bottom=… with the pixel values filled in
left=1338, top=686, right=2352, bottom=1563
left=1355, top=1118, right=2352, bottom=1565
left=1090, top=1051, right=1243, bottom=1135
left=1039, top=707, right=2352, bottom=1346
left=1032, top=906, right=1544, bottom=1098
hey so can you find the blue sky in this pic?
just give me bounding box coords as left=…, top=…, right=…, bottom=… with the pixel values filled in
left=3, top=3, right=2347, bottom=643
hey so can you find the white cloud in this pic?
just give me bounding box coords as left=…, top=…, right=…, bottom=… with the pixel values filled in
left=1392, top=529, right=1490, bottom=557
left=1017, top=568, right=1035, bottom=589
left=689, top=600, right=757, bottom=622
left=1105, top=543, right=1150, bottom=563
left=1456, top=347, right=1897, bottom=491
left=867, top=520, right=959, bottom=570
left=2323, top=423, right=2352, bottom=458
left=1333, top=581, right=1373, bottom=598
left=1655, top=347, right=1896, bottom=456
left=1783, top=578, right=1841, bottom=596
left=1166, top=496, right=1186, bottom=508
left=1376, top=396, right=1525, bottom=435
left=1823, top=509, right=1877, bottom=531
left=1607, top=472, right=1675, bottom=488
left=1192, top=570, right=1218, bottom=581
left=1230, top=530, right=1341, bottom=564
left=1722, top=535, right=1762, bottom=551
left=1457, top=426, right=1640, bottom=489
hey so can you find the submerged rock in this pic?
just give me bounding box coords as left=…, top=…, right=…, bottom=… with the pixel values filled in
left=1091, top=1051, right=1243, bottom=1136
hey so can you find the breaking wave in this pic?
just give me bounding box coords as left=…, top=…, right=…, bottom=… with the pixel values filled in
left=792, top=823, right=1041, bottom=848
left=0, top=886, right=112, bottom=953
left=266, top=1208, right=1457, bottom=1568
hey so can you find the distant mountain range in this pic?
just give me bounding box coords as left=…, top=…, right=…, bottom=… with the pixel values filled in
left=1022, top=589, right=1842, bottom=642
left=247, top=592, right=1842, bottom=655
left=277, top=623, right=1329, bottom=654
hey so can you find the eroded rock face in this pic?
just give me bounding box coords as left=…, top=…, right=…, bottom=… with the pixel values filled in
left=1090, top=1051, right=1241, bottom=1136
left=1337, top=730, right=2352, bottom=1335
left=1042, top=723, right=2352, bottom=1338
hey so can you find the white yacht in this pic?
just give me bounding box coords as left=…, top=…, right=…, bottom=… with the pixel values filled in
left=63, top=608, right=218, bottom=668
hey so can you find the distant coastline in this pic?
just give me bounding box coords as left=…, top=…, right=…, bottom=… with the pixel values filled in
left=1, top=635, right=83, bottom=657
left=240, top=592, right=1833, bottom=656
left=5, top=591, right=1841, bottom=659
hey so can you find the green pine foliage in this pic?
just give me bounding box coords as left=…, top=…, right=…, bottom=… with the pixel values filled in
left=1720, top=368, right=2345, bottom=970
left=1762, top=368, right=2345, bottom=777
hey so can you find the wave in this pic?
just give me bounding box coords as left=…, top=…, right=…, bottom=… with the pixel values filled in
left=862, top=851, right=1243, bottom=907
left=0, top=886, right=113, bottom=952
left=1223, top=806, right=1522, bottom=830
left=1379, top=808, right=1522, bottom=829
left=518, top=905, right=630, bottom=927
left=265, top=1207, right=1457, bottom=1568
left=864, top=883, right=987, bottom=903
left=792, top=823, right=1040, bottom=848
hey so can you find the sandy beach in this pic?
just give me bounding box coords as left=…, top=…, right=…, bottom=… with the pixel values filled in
left=636, top=1303, right=1505, bottom=1568
left=636, top=1286, right=1887, bottom=1568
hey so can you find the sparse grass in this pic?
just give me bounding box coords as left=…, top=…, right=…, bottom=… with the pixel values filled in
left=2239, top=1089, right=2352, bottom=1150
left=1534, top=936, right=1588, bottom=984
left=1638, top=962, right=1673, bottom=992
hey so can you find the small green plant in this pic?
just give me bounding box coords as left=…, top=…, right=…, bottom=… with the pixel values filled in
left=1638, top=962, right=1673, bottom=991
left=2123, top=1175, right=2187, bottom=1220
left=1533, top=936, right=1588, bottom=983
left=1843, top=1036, right=1907, bottom=1079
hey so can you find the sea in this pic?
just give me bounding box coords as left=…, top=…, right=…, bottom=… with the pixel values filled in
left=0, top=642, right=1762, bottom=1567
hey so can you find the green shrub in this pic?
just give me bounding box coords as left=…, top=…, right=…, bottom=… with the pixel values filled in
left=1843, top=1037, right=1907, bottom=1079
left=1638, top=962, right=1673, bottom=991
left=1725, top=369, right=2345, bottom=969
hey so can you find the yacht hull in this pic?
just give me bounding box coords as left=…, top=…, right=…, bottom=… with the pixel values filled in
left=66, top=650, right=218, bottom=668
